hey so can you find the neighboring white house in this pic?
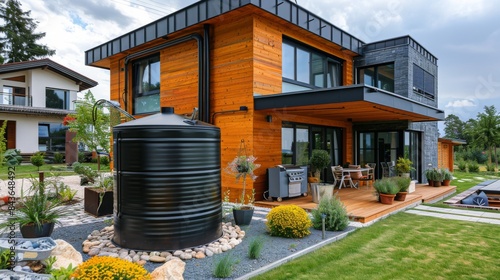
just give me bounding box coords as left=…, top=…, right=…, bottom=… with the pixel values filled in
left=0, top=59, right=97, bottom=157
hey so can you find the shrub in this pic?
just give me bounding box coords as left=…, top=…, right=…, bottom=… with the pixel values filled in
left=53, top=152, right=64, bottom=164
left=373, top=178, right=399, bottom=195
left=72, top=162, right=99, bottom=185
left=30, top=151, right=45, bottom=170
left=457, top=160, right=467, bottom=172
left=213, top=253, right=237, bottom=278
left=391, top=176, right=411, bottom=192
left=78, top=152, right=87, bottom=163
left=100, top=155, right=110, bottom=166
left=266, top=205, right=312, bottom=238
left=486, top=163, right=496, bottom=172
left=71, top=256, right=150, bottom=279
left=248, top=236, right=265, bottom=259
left=468, top=161, right=480, bottom=172
left=311, top=195, right=349, bottom=231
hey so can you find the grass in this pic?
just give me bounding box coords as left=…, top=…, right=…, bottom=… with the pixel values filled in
left=0, top=163, right=110, bottom=180
left=253, top=169, right=500, bottom=279
left=253, top=212, right=500, bottom=280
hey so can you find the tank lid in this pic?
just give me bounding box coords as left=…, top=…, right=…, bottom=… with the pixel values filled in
left=114, top=107, right=214, bottom=128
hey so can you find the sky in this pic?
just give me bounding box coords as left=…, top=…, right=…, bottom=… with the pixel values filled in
left=18, top=0, right=500, bottom=133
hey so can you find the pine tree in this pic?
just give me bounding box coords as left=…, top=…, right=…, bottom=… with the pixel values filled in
left=0, top=0, right=55, bottom=63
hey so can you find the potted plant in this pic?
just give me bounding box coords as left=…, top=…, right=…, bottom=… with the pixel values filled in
left=393, top=177, right=411, bottom=201
left=373, top=178, right=400, bottom=205
left=431, top=168, right=444, bottom=187
left=395, top=157, right=413, bottom=177
left=84, top=173, right=114, bottom=217
left=308, top=149, right=331, bottom=181
left=425, top=169, right=434, bottom=186
left=441, top=168, right=453, bottom=186
left=0, top=179, right=69, bottom=238
left=225, top=140, right=261, bottom=226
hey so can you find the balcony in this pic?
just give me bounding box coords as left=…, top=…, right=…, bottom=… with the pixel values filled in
left=1, top=92, right=32, bottom=107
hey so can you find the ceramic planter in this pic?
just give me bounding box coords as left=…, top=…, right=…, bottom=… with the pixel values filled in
left=233, top=207, right=254, bottom=226
left=20, top=222, right=54, bottom=238
left=84, top=187, right=113, bottom=217
left=395, top=192, right=408, bottom=201
left=379, top=193, right=396, bottom=205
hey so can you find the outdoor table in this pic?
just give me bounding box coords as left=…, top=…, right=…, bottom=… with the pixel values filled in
left=342, top=168, right=370, bottom=188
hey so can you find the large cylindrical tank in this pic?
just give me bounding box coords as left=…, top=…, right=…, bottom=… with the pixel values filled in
left=112, top=107, right=222, bottom=251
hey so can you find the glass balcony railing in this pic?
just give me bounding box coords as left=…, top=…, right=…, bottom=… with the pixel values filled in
left=0, top=92, right=32, bottom=106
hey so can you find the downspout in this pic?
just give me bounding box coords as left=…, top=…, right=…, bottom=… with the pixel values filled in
left=203, top=24, right=211, bottom=123
left=123, top=33, right=204, bottom=119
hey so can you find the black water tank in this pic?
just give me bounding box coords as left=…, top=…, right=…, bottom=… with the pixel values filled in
left=112, top=107, right=222, bottom=251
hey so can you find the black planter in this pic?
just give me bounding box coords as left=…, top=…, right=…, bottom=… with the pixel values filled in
left=20, top=222, right=54, bottom=238
left=84, top=187, right=114, bottom=217
left=233, top=207, right=254, bottom=226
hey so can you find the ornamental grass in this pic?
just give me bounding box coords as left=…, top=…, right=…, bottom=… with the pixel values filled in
left=71, top=256, right=151, bottom=280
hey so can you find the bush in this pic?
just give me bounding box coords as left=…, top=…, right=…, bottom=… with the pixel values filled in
left=53, top=152, right=64, bottom=164
left=486, top=163, right=496, bottom=172
left=373, top=178, right=399, bottom=195
left=72, top=162, right=99, bottom=185
left=468, top=161, right=480, bottom=172
left=457, top=160, right=467, bottom=172
left=266, top=205, right=312, bottom=238
left=100, top=155, right=110, bottom=166
left=391, top=176, right=411, bottom=192
left=311, top=195, right=349, bottom=231
left=30, top=151, right=45, bottom=170
left=71, top=256, right=150, bottom=279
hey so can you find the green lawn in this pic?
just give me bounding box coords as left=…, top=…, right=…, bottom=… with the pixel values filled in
left=0, top=163, right=109, bottom=180
left=253, top=212, right=500, bottom=280
left=254, top=171, right=500, bottom=280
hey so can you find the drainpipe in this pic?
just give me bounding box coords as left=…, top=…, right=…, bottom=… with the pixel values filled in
left=123, top=33, right=204, bottom=119
left=203, top=24, right=211, bottom=123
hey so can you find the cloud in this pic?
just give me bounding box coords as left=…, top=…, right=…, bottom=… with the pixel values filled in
left=445, top=99, right=476, bottom=108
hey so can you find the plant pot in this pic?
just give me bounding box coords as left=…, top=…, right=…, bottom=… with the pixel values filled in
left=433, top=180, right=441, bottom=187
left=20, top=222, right=55, bottom=238
left=379, top=193, right=396, bottom=205
left=84, top=187, right=114, bottom=217
left=442, top=179, right=451, bottom=186
left=233, top=207, right=254, bottom=226
left=427, top=179, right=433, bottom=186
left=395, top=192, right=407, bottom=201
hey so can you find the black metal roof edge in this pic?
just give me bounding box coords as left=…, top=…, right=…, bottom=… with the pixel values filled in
left=362, top=35, right=438, bottom=65
left=254, top=84, right=445, bottom=121
left=85, top=0, right=365, bottom=66
left=0, top=59, right=98, bottom=91
left=0, top=105, right=75, bottom=116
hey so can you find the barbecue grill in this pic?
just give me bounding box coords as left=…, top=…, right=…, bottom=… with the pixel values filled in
left=267, top=165, right=307, bottom=201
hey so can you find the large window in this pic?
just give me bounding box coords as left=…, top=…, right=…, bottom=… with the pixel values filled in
left=282, top=122, right=343, bottom=182
left=46, top=88, right=70, bottom=109
left=2, top=86, right=28, bottom=106
left=38, top=123, right=67, bottom=152
left=359, top=63, right=394, bottom=92
left=413, top=64, right=435, bottom=99
left=133, top=54, right=160, bottom=114
left=282, top=39, right=343, bottom=92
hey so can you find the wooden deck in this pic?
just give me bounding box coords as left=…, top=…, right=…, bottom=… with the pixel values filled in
left=255, top=184, right=456, bottom=223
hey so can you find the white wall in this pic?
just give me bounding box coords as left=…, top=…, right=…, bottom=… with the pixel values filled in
left=29, top=69, right=79, bottom=108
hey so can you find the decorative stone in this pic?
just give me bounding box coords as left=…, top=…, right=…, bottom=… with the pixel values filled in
left=149, top=255, right=166, bottom=263
left=179, top=253, right=192, bottom=260
left=205, top=248, right=214, bottom=257
left=150, top=258, right=186, bottom=280
left=195, top=251, right=205, bottom=259
left=50, top=239, right=83, bottom=270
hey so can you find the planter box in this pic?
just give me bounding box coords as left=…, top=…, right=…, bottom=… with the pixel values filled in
left=0, top=237, right=56, bottom=261
left=84, top=187, right=113, bottom=217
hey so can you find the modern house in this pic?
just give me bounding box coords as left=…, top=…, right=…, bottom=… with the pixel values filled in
left=85, top=0, right=444, bottom=202
left=0, top=59, right=98, bottom=161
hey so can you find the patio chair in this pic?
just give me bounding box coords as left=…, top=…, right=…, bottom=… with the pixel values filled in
left=357, top=163, right=376, bottom=188
left=331, top=166, right=356, bottom=189
left=381, top=162, right=390, bottom=178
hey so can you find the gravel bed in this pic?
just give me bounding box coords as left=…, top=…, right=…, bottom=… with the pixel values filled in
left=19, top=208, right=355, bottom=279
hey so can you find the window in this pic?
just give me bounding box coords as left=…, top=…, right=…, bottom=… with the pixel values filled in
left=282, top=39, right=343, bottom=92
left=2, top=86, right=27, bottom=106
left=46, top=88, right=70, bottom=109
left=359, top=63, right=394, bottom=92
left=413, top=64, right=435, bottom=99
left=133, top=54, right=160, bottom=114
left=38, top=123, right=67, bottom=151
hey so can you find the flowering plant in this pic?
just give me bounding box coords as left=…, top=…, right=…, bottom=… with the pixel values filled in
left=62, top=114, right=76, bottom=126
left=225, top=154, right=260, bottom=208
left=71, top=256, right=151, bottom=279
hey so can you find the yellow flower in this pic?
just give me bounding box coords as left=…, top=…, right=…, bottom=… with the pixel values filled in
left=71, top=256, right=151, bottom=280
